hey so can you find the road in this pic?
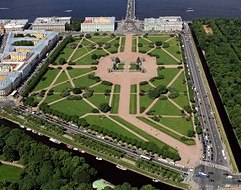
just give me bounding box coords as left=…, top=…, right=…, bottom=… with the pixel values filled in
left=181, top=23, right=241, bottom=189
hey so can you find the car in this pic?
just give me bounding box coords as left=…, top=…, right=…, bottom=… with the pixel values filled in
left=208, top=172, right=214, bottom=174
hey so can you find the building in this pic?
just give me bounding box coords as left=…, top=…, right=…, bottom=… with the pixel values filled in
left=0, top=30, right=58, bottom=96
left=0, top=19, right=28, bottom=33
left=144, top=16, right=183, bottom=32
left=81, top=17, right=115, bottom=32
left=32, top=17, right=71, bottom=32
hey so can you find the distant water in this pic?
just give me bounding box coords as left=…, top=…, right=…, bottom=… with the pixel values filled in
left=0, top=0, right=241, bottom=21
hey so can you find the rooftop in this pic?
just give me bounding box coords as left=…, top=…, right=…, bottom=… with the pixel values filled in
left=144, top=16, right=182, bottom=25
left=32, top=17, right=71, bottom=26
left=83, top=17, right=115, bottom=24
left=0, top=19, right=28, bottom=29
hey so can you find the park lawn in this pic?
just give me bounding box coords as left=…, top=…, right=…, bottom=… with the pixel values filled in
left=95, top=49, right=107, bottom=57
left=73, top=75, right=98, bottom=88
left=0, top=164, right=22, bottom=182
left=170, top=72, right=187, bottom=93
left=111, top=116, right=177, bottom=152
left=139, top=83, right=153, bottom=92
left=129, top=64, right=136, bottom=70
left=68, top=68, right=93, bottom=79
left=172, top=94, right=189, bottom=109
left=132, top=37, right=137, bottom=52
left=54, top=70, right=69, bottom=85
left=120, top=36, right=126, bottom=52
left=151, top=68, right=180, bottom=87
left=146, top=35, right=171, bottom=43
left=114, top=85, right=120, bottom=93
left=108, top=37, right=119, bottom=53
left=81, top=39, right=93, bottom=47
left=150, top=99, right=181, bottom=115
left=50, top=99, right=92, bottom=117
left=165, top=45, right=182, bottom=61
left=51, top=82, right=72, bottom=93
left=158, top=117, right=193, bottom=136
left=56, top=47, right=74, bottom=64
left=111, top=94, right=119, bottom=114
left=92, top=36, right=112, bottom=43
left=84, top=115, right=141, bottom=140
left=130, top=94, right=137, bottom=114
left=91, top=83, right=112, bottom=93
left=75, top=53, right=94, bottom=65
left=131, top=84, right=137, bottom=93
left=87, top=94, right=110, bottom=108
left=33, top=69, right=60, bottom=92
left=139, top=37, right=153, bottom=52
left=70, top=47, right=89, bottom=61
left=44, top=93, right=62, bottom=104
left=87, top=36, right=105, bottom=43
left=139, top=95, right=154, bottom=112
left=151, top=49, right=178, bottom=65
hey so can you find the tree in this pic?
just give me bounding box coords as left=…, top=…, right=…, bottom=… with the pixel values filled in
left=72, top=87, right=82, bottom=94
left=99, top=103, right=111, bottom=113
left=141, top=185, right=157, bottom=190
left=59, top=57, right=66, bottom=65
left=196, top=126, right=202, bottom=134
left=187, top=129, right=195, bottom=137
left=155, top=41, right=162, bottom=47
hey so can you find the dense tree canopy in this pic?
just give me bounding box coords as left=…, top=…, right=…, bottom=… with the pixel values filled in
left=193, top=18, right=241, bottom=142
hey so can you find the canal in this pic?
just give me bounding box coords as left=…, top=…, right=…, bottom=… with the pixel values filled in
left=0, top=118, right=180, bottom=190
left=190, top=24, right=241, bottom=171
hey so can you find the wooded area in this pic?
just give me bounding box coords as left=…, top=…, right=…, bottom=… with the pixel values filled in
left=193, top=18, right=241, bottom=143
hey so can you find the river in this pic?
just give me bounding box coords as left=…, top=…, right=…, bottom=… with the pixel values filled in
left=0, top=0, right=241, bottom=21
left=0, top=118, right=180, bottom=190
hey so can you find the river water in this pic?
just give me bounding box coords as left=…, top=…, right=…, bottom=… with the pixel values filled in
left=0, top=0, right=241, bottom=21
left=0, top=118, right=180, bottom=190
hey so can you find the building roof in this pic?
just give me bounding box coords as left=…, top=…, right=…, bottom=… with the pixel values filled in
left=144, top=16, right=182, bottom=26
left=0, top=19, right=28, bottom=29
left=83, top=17, right=115, bottom=25
left=32, top=17, right=71, bottom=26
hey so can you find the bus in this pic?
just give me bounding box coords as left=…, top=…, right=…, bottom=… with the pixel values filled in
left=140, top=155, right=151, bottom=160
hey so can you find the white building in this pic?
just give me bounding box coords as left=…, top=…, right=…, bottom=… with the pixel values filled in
left=81, top=17, right=115, bottom=32
left=0, top=19, right=28, bottom=33
left=144, top=16, right=183, bottom=32
left=32, top=17, right=71, bottom=32
left=0, top=30, right=58, bottom=96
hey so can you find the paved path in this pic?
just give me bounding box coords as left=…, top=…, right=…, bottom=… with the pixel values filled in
left=0, top=160, right=24, bottom=169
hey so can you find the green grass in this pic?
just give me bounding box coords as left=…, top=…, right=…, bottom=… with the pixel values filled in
left=51, top=82, right=72, bottom=93
left=111, top=116, right=177, bottom=152
left=0, top=164, right=22, bottom=182
left=120, top=36, right=126, bottom=52
left=172, top=94, right=189, bottom=109
left=131, top=84, right=137, bottom=93
left=137, top=117, right=195, bottom=145
left=151, top=68, right=179, bottom=87
left=150, top=49, right=178, bottom=65
left=44, top=93, right=63, bottom=104
left=33, top=69, right=60, bottom=92
left=170, top=72, right=187, bottom=93
left=50, top=99, right=93, bottom=117
left=73, top=76, right=98, bottom=88
left=114, top=85, right=120, bottom=93
left=132, top=37, right=137, bottom=52
left=56, top=47, right=75, bottom=64
left=158, top=117, right=193, bottom=136
left=130, top=94, right=137, bottom=114
left=165, top=38, right=182, bottom=60
left=70, top=47, right=88, bottom=61
left=54, top=70, right=69, bottom=84
left=75, top=53, right=94, bottom=65
left=68, top=68, right=93, bottom=79
left=91, top=83, right=112, bottom=93
left=84, top=115, right=142, bottom=140
left=138, top=37, right=153, bottom=53
left=108, top=37, right=120, bottom=53
left=146, top=35, right=171, bottom=43
left=150, top=99, right=181, bottom=115
left=140, top=95, right=154, bottom=112
left=111, top=94, right=120, bottom=114
left=139, top=83, right=153, bottom=92
left=87, top=94, right=110, bottom=108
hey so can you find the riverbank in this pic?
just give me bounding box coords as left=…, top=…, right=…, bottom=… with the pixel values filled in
left=0, top=110, right=188, bottom=189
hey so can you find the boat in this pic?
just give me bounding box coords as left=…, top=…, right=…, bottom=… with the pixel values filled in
left=152, top=179, right=160, bottom=183
left=49, top=138, right=61, bottom=144
left=73, top=147, right=78, bottom=151
left=116, top=165, right=127, bottom=171
left=20, top=125, right=25, bottom=129
left=32, top=130, right=37, bottom=134
left=26, top=128, right=32, bottom=131
left=37, top=132, right=43, bottom=136
left=67, top=145, right=73, bottom=149
left=186, top=8, right=194, bottom=12
left=0, top=8, right=9, bottom=10
left=80, top=150, right=85, bottom=153
left=64, top=9, right=72, bottom=13
left=96, top=157, right=103, bottom=161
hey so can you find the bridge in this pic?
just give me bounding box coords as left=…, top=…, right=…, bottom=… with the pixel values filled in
left=125, top=0, right=136, bottom=20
